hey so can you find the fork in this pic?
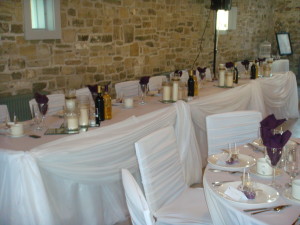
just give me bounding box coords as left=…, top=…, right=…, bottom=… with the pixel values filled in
left=209, top=169, right=241, bottom=174
left=291, top=214, right=300, bottom=225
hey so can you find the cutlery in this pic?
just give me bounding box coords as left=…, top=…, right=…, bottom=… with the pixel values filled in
left=209, top=169, right=241, bottom=174
left=211, top=180, right=234, bottom=187
left=244, top=204, right=290, bottom=212
left=291, top=214, right=300, bottom=225
left=250, top=205, right=291, bottom=215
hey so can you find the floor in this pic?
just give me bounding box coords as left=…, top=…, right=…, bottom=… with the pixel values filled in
left=115, top=86, right=300, bottom=225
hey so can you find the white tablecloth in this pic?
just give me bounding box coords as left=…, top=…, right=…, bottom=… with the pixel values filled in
left=0, top=72, right=298, bottom=225
left=203, top=145, right=300, bottom=225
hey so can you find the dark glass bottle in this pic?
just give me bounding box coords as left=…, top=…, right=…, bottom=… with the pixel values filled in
left=95, top=85, right=105, bottom=126
left=250, top=62, right=256, bottom=79
left=187, top=70, right=194, bottom=97
left=234, top=63, right=239, bottom=84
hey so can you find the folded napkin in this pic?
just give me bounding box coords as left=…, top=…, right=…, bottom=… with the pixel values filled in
left=139, top=76, right=150, bottom=85
left=197, top=67, right=206, bottom=74
left=224, top=186, right=248, bottom=201
left=34, top=92, right=49, bottom=104
left=260, top=114, right=286, bottom=130
left=87, top=84, right=97, bottom=94
left=225, top=62, right=234, bottom=69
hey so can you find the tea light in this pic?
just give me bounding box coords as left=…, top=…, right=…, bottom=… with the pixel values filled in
left=67, top=115, right=79, bottom=130
left=226, top=71, right=233, bottom=87
left=218, top=68, right=225, bottom=87
left=172, top=78, right=179, bottom=101
left=10, top=123, right=24, bottom=136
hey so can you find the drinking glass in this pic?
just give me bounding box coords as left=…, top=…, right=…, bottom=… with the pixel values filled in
left=265, top=147, right=283, bottom=189
left=37, top=103, right=48, bottom=128
left=200, top=72, right=206, bottom=88
left=284, top=147, right=299, bottom=187
left=139, top=84, right=148, bottom=105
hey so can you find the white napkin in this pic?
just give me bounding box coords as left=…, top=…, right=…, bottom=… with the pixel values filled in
left=224, top=186, right=248, bottom=201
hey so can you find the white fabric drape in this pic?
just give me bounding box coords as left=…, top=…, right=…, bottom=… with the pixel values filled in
left=0, top=72, right=298, bottom=225
left=190, top=72, right=299, bottom=165
left=0, top=101, right=201, bottom=225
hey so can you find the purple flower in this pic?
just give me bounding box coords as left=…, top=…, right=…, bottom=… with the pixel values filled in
left=34, top=92, right=49, bottom=104
left=225, top=62, right=234, bottom=69
left=139, top=76, right=150, bottom=85
left=197, top=67, right=206, bottom=73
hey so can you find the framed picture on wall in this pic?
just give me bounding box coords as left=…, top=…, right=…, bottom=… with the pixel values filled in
left=276, top=32, right=293, bottom=56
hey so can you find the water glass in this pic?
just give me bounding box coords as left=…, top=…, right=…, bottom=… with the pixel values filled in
left=284, top=147, right=299, bottom=187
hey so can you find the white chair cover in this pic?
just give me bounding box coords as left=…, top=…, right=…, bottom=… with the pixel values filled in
left=29, top=94, right=65, bottom=116
left=148, top=76, right=166, bottom=91
left=76, top=87, right=94, bottom=106
left=206, top=111, right=262, bottom=155
left=271, top=59, right=289, bottom=73
left=115, top=80, right=139, bottom=99
left=121, top=169, right=155, bottom=225
left=0, top=105, right=10, bottom=122
left=135, top=126, right=212, bottom=224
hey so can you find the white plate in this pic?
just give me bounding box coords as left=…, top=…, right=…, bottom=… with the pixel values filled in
left=207, top=152, right=256, bottom=171
left=249, top=166, right=281, bottom=178
left=112, top=99, right=123, bottom=106
left=283, top=188, right=300, bottom=204
left=252, top=138, right=297, bottom=151
left=217, top=181, right=279, bottom=205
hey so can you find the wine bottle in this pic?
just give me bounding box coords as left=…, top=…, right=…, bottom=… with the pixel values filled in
left=234, top=63, right=239, bottom=84
left=95, top=85, right=105, bottom=126
left=187, top=70, right=194, bottom=97
left=103, top=85, right=112, bottom=120
left=250, top=62, right=256, bottom=79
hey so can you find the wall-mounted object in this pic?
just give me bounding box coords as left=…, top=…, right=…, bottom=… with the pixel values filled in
left=276, top=32, right=293, bottom=56
left=211, top=0, right=232, bottom=11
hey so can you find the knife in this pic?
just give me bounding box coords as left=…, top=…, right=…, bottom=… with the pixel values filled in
left=243, top=204, right=290, bottom=212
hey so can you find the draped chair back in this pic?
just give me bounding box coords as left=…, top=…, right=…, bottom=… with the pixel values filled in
left=115, top=80, right=139, bottom=99
left=148, top=76, right=166, bottom=91
left=135, top=126, right=187, bottom=213
left=206, top=111, right=262, bottom=155
left=0, top=105, right=10, bottom=122
left=271, top=59, right=289, bottom=74
left=29, top=94, right=65, bottom=116
left=121, top=169, right=155, bottom=225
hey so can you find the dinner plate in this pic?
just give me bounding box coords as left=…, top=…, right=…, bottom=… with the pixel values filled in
left=216, top=181, right=279, bottom=205
left=112, top=99, right=123, bottom=106
left=207, top=152, right=256, bottom=171
left=252, top=138, right=297, bottom=151
left=283, top=188, right=300, bottom=204
left=249, top=166, right=281, bottom=178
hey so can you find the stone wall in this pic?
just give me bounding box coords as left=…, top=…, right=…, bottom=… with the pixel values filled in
left=0, top=0, right=299, bottom=97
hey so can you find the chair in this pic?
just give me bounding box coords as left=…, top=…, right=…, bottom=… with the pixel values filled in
left=76, top=87, right=94, bottom=106
left=148, top=76, right=166, bottom=91
left=271, top=59, right=289, bottom=73
left=0, top=105, right=10, bottom=122
left=29, top=94, right=65, bottom=116
left=121, top=169, right=156, bottom=225
left=206, top=111, right=262, bottom=155
left=135, top=126, right=212, bottom=225
left=115, top=80, right=139, bottom=99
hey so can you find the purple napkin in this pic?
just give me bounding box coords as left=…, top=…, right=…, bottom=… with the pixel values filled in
left=197, top=67, right=206, bottom=74
left=139, top=76, right=150, bottom=85
left=34, top=92, right=49, bottom=104
left=225, top=62, right=234, bottom=69
left=87, top=85, right=97, bottom=94
left=260, top=114, right=286, bottom=130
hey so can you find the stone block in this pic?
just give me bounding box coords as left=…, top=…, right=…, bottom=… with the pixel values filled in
left=61, top=67, right=75, bottom=75
left=63, top=29, right=76, bottom=42
left=72, top=19, right=84, bottom=27
left=0, top=15, right=12, bottom=21
left=76, top=66, right=86, bottom=74
left=87, top=67, right=97, bottom=73
left=27, top=59, right=50, bottom=67
left=65, top=59, right=81, bottom=65
left=1, top=35, right=15, bottom=41
left=33, top=82, right=47, bottom=93
left=11, top=71, right=22, bottom=80
left=24, top=69, right=36, bottom=79
left=42, top=67, right=60, bottom=75
left=11, top=24, right=23, bottom=33
left=124, top=25, right=134, bottom=43
left=9, top=58, right=25, bottom=70
left=130, top=43, right=139, bottom=56
left=94, top=73, right=104, bottom=82
left=0, top=74, right=11, bottom=82
left=78, top=35, right=89, bottom=41
left=68, top=8, right=76, bottom=16
left=0, top=22, right=9, bottom=33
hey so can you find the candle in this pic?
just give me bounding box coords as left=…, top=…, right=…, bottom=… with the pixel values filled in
left=67, top=115, right=78, bottom=130
left=162, top=82, right=171, bottom=101
left=226, top=71, right=233, bottom=87
left=218, top=69, right=225, bottom=87
left=65, top=98, right=76, bottom=111
left=172, top=79, right=179, bottom=101
left=124, top=98, right=133, bottom=108
left=79, top=106, right=89, bottom=126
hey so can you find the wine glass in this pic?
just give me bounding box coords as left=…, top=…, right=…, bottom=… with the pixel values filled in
left=265, top=147, right=283, bottom=189
left=200, top=72, right=206, bottom=88
left=139, top=84, right=148, bottom=105
left=38, top=103, right=48, bottom=128
left=284, top=147, right=299, bottom=187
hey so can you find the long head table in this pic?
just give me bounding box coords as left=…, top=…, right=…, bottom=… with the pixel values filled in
left=0, top=72, right=298, bottom=225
